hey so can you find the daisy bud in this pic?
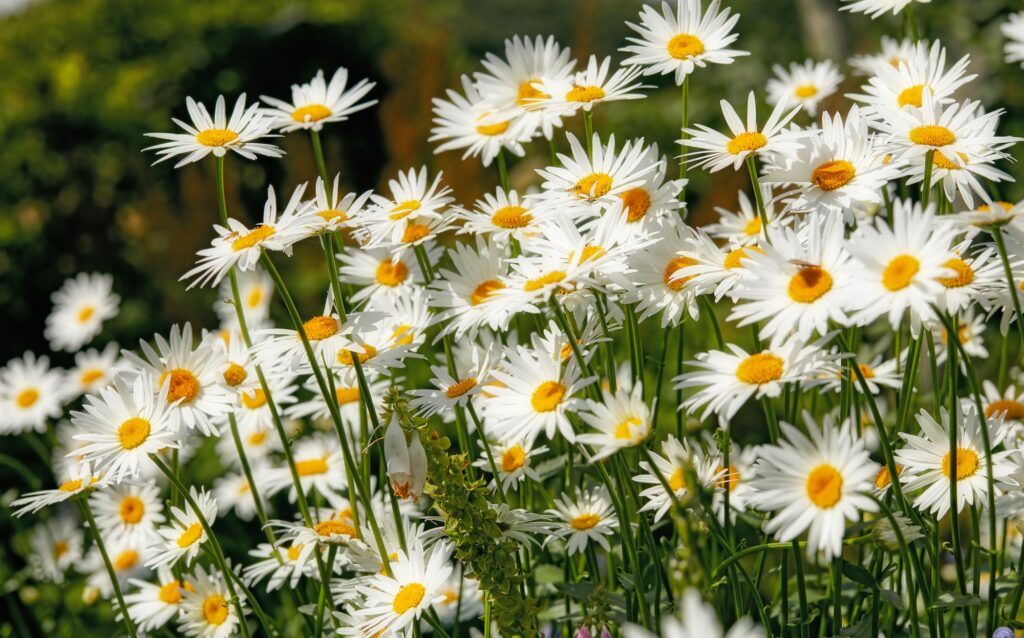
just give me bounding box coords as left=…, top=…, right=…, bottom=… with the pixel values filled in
left=384, top=418, right=412, bottom=498
left=82, top=585, right=100, bottom=605
left=408, top=431, right=428, bottom=502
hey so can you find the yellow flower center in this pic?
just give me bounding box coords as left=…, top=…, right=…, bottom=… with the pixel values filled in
left=613, top=416, right=644, bottom=442
left=317, top=209, right=348, bottom=223
left=196, top=129, right=238, bottom=147
left=53, top=541, right=68, bottom=559
left=315, top=519, right=358, bottom=538
left=59, top=478, right=83, bottom=492
left=794, top=84, right=818, bottom=99
left=897, top=84, right=926, bottom=108
left=570, top=513, right=600, bottom=530
left=810, top=160, right=857, bottom=192
left=716, top=464, right=740, bottom=492
left=491, top=205, right=532, bottom=228
left=391, top=324, right=413, bottom=346
left=882, top=254, right=920, bottom=291
left=177, top=523, right=203, bottom=548
left=530, top=380, right=566, bottom=413
left=787, top=266, right=833, bottom=303
left=726, top=132, right=768, bottom=155
left=114, top=549, right=138, bottom=571
left=744, top=216, right=761, bottom=236
left=476, top=120, right=510, bottom=136
left=241, top=389, right=267, bottom=409
left=517, top=79, right=549, bottom=106
left=663, top=256, right=697, bottom=291
left=15, top=388, right=39, bottom=408
left=231, top=225, right=276, bottom=251
left=985, top=399, right=1024, bottom=421
left=524, top=271, right=566, bottom=292
left=292, top=104, right=332, bottom=123
left=471, top=279, right=505, bottom=305
left=874, top=464, right=901, bottom=489
left=119, top=495, right=145, bottom=524
left=565, top=85, right=605, bottom=103
left=375, top=259, right=409, bottom=287
left=668, top=468, right=686, bottom=492
left=246, top=287, right=264, bottom=308
left=572, top=173, right=613, bottom=199
left=296, top=457, right=329, bottom=476
left=619, top=187, right=651, bottom=222
left=248, top=431, right=268, bottom=446
left=156, top=580, right=181, bottom=605
left=203, top=595, right=229, bottom=625
left=735, top=353, right=784, bottom=385
left=502, top=445, right=526, bottom=472
left=287, top=543, right=304, bottom=561
left=117, top=417, right=151, bottom=450
left=724, top=246, right=763, bottom=269
left=446, top=377, right=477, bottom=398
left=223, top=363, right=247, bottom=387
left=80, top=368, right=105, bottom=385
left=806, top=464, right=843, bottom=508
left=908, top=125, right=956, bottom=147
left=933, top=151, right=968, bottom=171
left=336, top=386, right=361, bottom=405
left=77, top=305, right=95, bottom=323
left=937, top=258, right=974, bottom=288
left=337, top=344, right=377, bottom=366
left=666, top=33, right=705, bottom=59
left=393, top=582, right=426, bottom=614
left=401, top=222, right=430, bottom=244
left=301, top=315, right=339, bottom=341
left=159, top=368, right=200, bottom=404
left=390, top=200, right=421, bottom=220
left=942, top=447, right=980, bottom=480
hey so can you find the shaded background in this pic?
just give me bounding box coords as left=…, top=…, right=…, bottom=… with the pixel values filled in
left=1, top=0, right=1022, bottom=366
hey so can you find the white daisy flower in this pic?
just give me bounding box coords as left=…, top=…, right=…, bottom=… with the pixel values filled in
left=428, top=239, right=512, bottom=339
left=453, top=187, right=541, bottom=244
left=89, top=481, right=165, bottom=545
left=623, top=218, right=702, bottom=327
left=147, top=487, right=218, bottom=569
left=766, top=59, right=843, bottom=116
left=177, top=565, right=247, bottom=638
left=623, top=588, right=763, bottom=638
left=299, top=174, right=374, bottom=238
left=670, top=229, right=763, bottom=301
left=29, top=515, right=84, bottom=584
left=0, top=352, right=68, bottom=435
left=473, top=437, right=549, bottom=492
left=125, top=566, right=190, bottom=633
left=576, top=384, right=651, bottom=461
left=1002, top=12, right=1024, bottom=67
left=44, top=272, right=120, bottom=352
left=361, top=166, right=454, bottom=248
left=338, top=244, right=429, bottom=304
left=817, top=351, right=903, bottom=395
left=933, top=243, right=1003, bottom=314
left=69, top=343, right=123, bottom=398
left=285, top=368, right=385, bottom=428
left=849, top=36, right=920, bottom=75
left=215, top=268, right=274, bottom=331
left=635, top=435, right=725, bottom=522
left=530, top=55, right=648, bottom=115
left=536, top=133, right=658, bottom=206
left=933, top=310, right=989, bottom=368
left=234, top=374, right=298, bottom=432
left=213, top=463, right=271, bottom=522
left=144, top=94, right=282, bottom=167
left=13, top=461, right=102, bottom=516
left=264, top=433, right=347, bottom=504
left=982, top=381, right=1024, bottom=447
left=841, top=0, right=932, bottom=19
left=251, top=306, right=351, bottom=374
left=409, top=349, right=493, bottom=417
left=850, top=40, right=974, bottom=113
left=704, top=187, right=785, bottom=247
left=243, top=540, right=319, bottom=592
left=83, top=536, right=151, bottom=598
left=548, top=487, right=618, bottom=555
left=260, top=67, right=376, bottom=133
left=430, top=571, right=484, bottom=626
left=430, top=74, right=532, bottom=167
left=904, top=138, right=1013, bottom=210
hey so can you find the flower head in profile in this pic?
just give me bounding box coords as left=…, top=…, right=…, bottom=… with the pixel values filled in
left=1002, top=12, right=1024, bottom=68
left=841, top=0, right=932, bottom=19
left=260, top=67, right=376, bottom=133
left=530, top=55, right=648, bottom=115
left=430, top=75, right=532, bottom=167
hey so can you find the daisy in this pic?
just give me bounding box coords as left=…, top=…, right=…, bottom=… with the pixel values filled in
left=147, top=487, right=219, bottom=569
left=1002, top=12, right=1024, bottom=67
left=215, top=268, right=273, bottom=330
left=904, top=138, right=1013, bottom=210
left=750, top=415, right=878, bottom=559
left=703, top=187, right=785, bottom=247
left=178, top=565, right=247, bottom=638
left=361, top=167, right=453, bottom=248
left=250, top=306, right=351, bottom=374
left=607, top=142, right=686, bottom=228
left=72, top=375, right=179, bottom=483
left=670, top=229, right=763, bottom=301
left=44, top=272, right=120, bottom=352
left=144, top=94, right=281, bottom=167
left=474, top=35, right=576, bottom=140
left=264, top=433, right=347, bottom=503
left=676, top=335, right=829, bottom=422
left=895, top=406, right=1018, bottom=519
left=243, top=540, right=319, bottom=592
left=766, top=59, right=843, bottom=116
left=536, top=133, right=657, bottom=206
left=841, top=0, right=932, bottom=19
left=409, top=349, right=492, bottom=417
left=428, top=239, right=512, bottom=339
left=576, top=385, right=651, bottom=461
left=0, top=352, right=67, bottom=435
left=430, top=74, right=532, bottom=167
left=473, top=437, right=549, bottom=491
left=331, top=310, right=420, bottom=376
left=12, top=461, right=102, bottom=516
left=431, top=572, right=483, bottom=627
left=548, top=487, right=618, bottom=555
left=982, top=381, right=1024, bottom=446
left=125, top=568, right=190, bottom=633
left=90, top=481, right=165, bottom=545
left=849, top=36, right=920, bottom=76
left=260, top=67, right=376, bottom=133
left=354, top=539, right=454, bottom=637
left=28, top=515, right=84, bottom=584
left=69, top=343, right=122, bottom=397
left=183, top=183, right=316, bottom=289
left=817, top=351, right=903, bottom=395
left=338, top=245, right=428, bottom=304
left=635, top=435, right=725, bottom=521
left=123, top=323, right=234, bottom=435
left=453, top=187, right=540, bottom=245
left=620, top=0, right=748, bottom=85
left=234, top=374, right=298, bottom=432
left=530, top=55, right=648, bottom=115
left=286, top=368, right=386, bottom=427
left=301, top=174, right=374, bottom=237
left=83, top=536, right=151, bottom=598
left=272, top=505, right=361, bottom=549
left=850, top=41, right=974, bottom=113
left=933, top=243, right=1003, bottom=314
left=680, top=91, right=804, bottom=172
left=623, top=588, right=763, bottom=638
left=213, top=463, right=271, bottom=522
left=624, top=219, right=702, bottom=327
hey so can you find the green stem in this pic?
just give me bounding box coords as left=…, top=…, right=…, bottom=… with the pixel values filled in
left=992, top=226, right=1024, bottom=350
left=310, top=130, right=330, bottom=186
left=496, top=148, right=510, bottom=193
left=77, top=498, right=138, bottom=638
left=745, top=156, right=770, bottom=243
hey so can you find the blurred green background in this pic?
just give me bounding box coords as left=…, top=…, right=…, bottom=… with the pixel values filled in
left=1, top=0, right=1022, bottom=365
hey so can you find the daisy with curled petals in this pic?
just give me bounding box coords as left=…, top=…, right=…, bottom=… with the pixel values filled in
left=13, top=461, right=102, bottom=516
left=635, top=435, right=724, bottom=522
left=0, top=352, right=68, bottom=435
left=850, top=41, right=973, bottom=113
left=895, top=406, right=1018, bottom=520
left=355, top=539, right=454, bottom=637
left=339, top=245, right=429, bottom=304
left=548, top=487, right=618, bottom=555
left=265, top=433, right=347, bottom=504
left=474, top=35, right=576, bottom=140
left=728, top=213, right=854, bottom=343
left=147, top=487, right=218, bottom=569
left=621, top=0, right=748, bottom=85
left=537, top=133, right=658, bottom=206
left=144, top=94, right=281, bottom=168
left=680, top=91, right=804, bottom=172
left=766, top=59, right=843, bottom=117
left=301, top=174, right=374, bottom=237
left=124, top=323, right=234, bottom=435
left=215, top=268, right=273, bottom=331
left=409, top=349, right=492, bottom=418
left=904, top=136, right=1013, bottom=210
left=90, top=481, right=165, bottom=545
left=429, top=239, right=512, bottom=339
left=260, top=67, right=376, bottom=133
left=676, top=334, right=830, bottom=422
left=70, top=343, right=122, bottom=398
left=704, top=187, right=785, bottom=247
left=576, top=385, right=651, bottom=461
left=1002, top=12, right=1024, bottom=68
left=624, top=219, right=702, bottom=327
left=183, top=184, right=316, bottom=289
left=933, top=243, right=1003, bottom=314
left=72, top=375, right=179, bottom=483
left=530, top=55, right=648, bottom=116
left=841, top=0, right=931, bottom=19
left=494, top=248, right=600, bottom=318
left=430, top=75, right=532, bottom=167
left=483, top=339, right=593, bottom=444
left=844, top=198, right=956, bottom=332
left=362, top=167, right=453, bottom=248
left=125, top=567, right=190, bottom=633
left=29, top=516, right=83, bottom=584
left=625, top=588, right=764, bottom=638
left=178, top=565, right=247, bottom=638
left=763, top=106, right=898, bottom=218
left=750, top=415, right=878, bottom=559
left=243, top=540, right=319, bottom=592
left=473, top=437, right=549, bottom=491
left=454, top=187, right=540, bottom=245
left=45, top=272, right=120, bottom=352
left=333, top=309, right=421, bottom=376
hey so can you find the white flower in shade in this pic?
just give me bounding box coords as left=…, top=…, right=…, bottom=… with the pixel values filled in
left=183, top=184, right=316, bottom=289
left=354, top=539, right=454, bottom=637
left=548, top=487, right=618, bottom=555
left=0, top=352, right=68, bottom=435
left=895, top=406, right=1019, bottom=520
left=300, top=174, right=374, bottom=237
left=260, top=67, right=376, bottom=133
left=144, top=94, right=281, bottom=167
left=430, top=571, right=484, bottom=627
left=670, top=229, right=763, bottom=301
left=624, top=588, right=764, bottom=638
left=728, top=213, right=854, bottom=343
left=123, top=323, right=234, bottom=435
left=147, top=487, right=218, bottom=569
left=69, top=343, right=123, bottom=398
left=844, top=198, right=956, bottom=332
left=576, top=385, right=651, bottom=461
left=473, top=437, right=549, bottom=491
left=849, top=36, right=920, bottom=75
left=850, top=41, right=974, bottom=114
left=474, top=35, right=576, bottom=140
left=680, top=91, right=804, bottom=172
left=213, top=463, right=271, bottom=522
left=766, top=59, right=843, bottom=116
left=704, top=187, right=785, bottom=247
left=178, top=565, right=247, bottom=638
left=624, top=218, right=702, bottom=328
left=362, top=167, right=454, bottom=248
left=44, top=273, right=120, bottom=352
left=841, top=0, right=931, bottom=19
left=215, top=268, right=273, bottom=331
left=530, top=55, right=648, bottom=115
left=676, top=335, right=830, bottom=422
left=125, top=567, right=190, bottom=633
left=430, top=74, right=532, bottom=166
left=933, top=310, right=988, bottom=369
left=234, top=375, right=298, bottom=432
left=453, top=187, right=540, bottom=245
left=243, top=540, right=319, bottom=592
left=817, top=351, right=903, bottom=395
left=1002, top=12, right=1024, bottom=67
left=265, top=433, right=347, bottom=503
left=635, top=435, right=725, bottom=522
left=83, top=536, right=150, bottom=598
left=621, top=0, right=748, bottom=85
left=750, top=415, right=878, bottom=559
left=286, top=368, right=385, bottom=428
left=90, top=481, right=165, bottom=545
left=72, top=375, right=179, bottom=483
left=763, top=106, right=898, bottom=218
left=29, top=515, right=84, bottom=584
left=13, top=461, right=102, bottom=516
left=428, top=239, right=512, bottom=339
left=536, top=133, right=658, bottom=207
left=332, top=308, right=421, bottom=376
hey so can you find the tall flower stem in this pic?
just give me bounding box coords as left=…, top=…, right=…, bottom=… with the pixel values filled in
left=497, top=148, right=511, bottom=193
left=745, top=156, right=770, bottom=243
left=992, top=225, right=1024, bottom=349
left=310, top=130, right=330, bottom=185
left=77, top=498, right=138, bottom=638
left=679, top=76, right=689, bottom=206
left=943, top=314, right=973, bottom=634
left=584, top=110, right=594, bottom=159
left=921, top=150, right=935, bottom=209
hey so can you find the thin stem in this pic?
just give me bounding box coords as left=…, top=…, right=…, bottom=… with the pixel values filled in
left=310, top=130, right=330, bottom=186
left=745, top=156, right=770, bottom=243
left=77, top=498, right=138, bottom=638
left=921, top=150, right=934, bottom=209
left=992, top=226, right=1024, bottom=349
left=496, top=148, right=510, bottom=193
left=679, top=75, right=689, bottom=206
